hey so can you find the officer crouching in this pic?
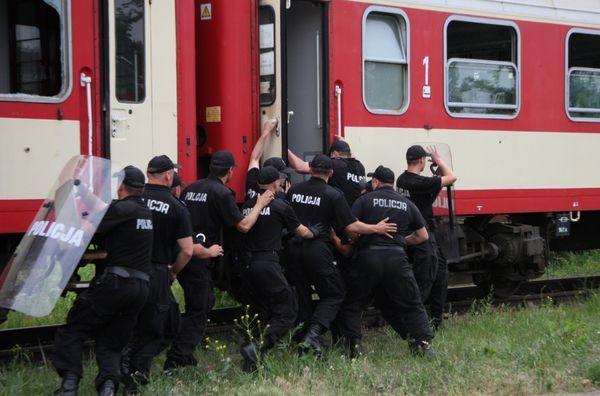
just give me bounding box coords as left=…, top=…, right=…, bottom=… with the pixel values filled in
left=239, top=166, right=316, bottom=371
left=337, top=166, right=434, bottom=357
left=51, top=166, right=154, bottom=396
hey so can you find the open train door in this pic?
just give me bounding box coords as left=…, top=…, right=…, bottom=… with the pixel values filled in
left=106, top=0, right=179, bottom=171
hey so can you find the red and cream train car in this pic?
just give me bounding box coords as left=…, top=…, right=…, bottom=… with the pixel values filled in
left=1, top=0, right=599, bottom=294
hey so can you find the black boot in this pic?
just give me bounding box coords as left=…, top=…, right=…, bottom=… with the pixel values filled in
left=54, top=372, right=80, bottom=396
left=97, top=379, right=116, bottom=396
left=410, top=340, right=435, bottom=358
left=240, top=342, right=259, bottom=373
left=345, top=337, right=364, bottom=359
left=300, top=323, right=323, bottom=355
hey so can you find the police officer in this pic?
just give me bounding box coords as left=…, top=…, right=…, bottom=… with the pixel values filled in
left=246, top=119, right=292, bottom=200
left=120, top=156, right=193, bottom=393
left=396, top=145, right=457, bottom=329
left=238, top=166, right=316, bottom=371
left=171, top=172, right=185, bottom=199
left=288, top=139, right=366, bottom=206
left=285, top=154, right=397, bottom=354
left=52, top=166, right=153, bottom=396
left=164, top=150, right=274, bottom=369
left=337, top=166, right=433, bottom=357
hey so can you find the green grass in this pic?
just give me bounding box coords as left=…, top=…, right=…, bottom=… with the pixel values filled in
left=544, top=250, right=600, bottom=279
left=1, top=293, right=599, bottom=395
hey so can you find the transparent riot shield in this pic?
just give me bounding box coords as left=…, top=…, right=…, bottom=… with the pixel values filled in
left=411, top=142, right=460, bottom=264
left=0, top=156, right=123, bottom=317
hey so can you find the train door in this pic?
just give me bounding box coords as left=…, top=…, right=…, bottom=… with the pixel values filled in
left=107, top=0, right=178, bottom=170
left=258, top=0, right=327, bottom=178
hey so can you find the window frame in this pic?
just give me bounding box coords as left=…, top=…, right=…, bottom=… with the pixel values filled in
left=565, top=28, right=600, bottom=123
left=443, top=15, right=521, bottom=120
left=0, top=0, right=72, bottom=104
left=362, top=5, right=410, bottom=116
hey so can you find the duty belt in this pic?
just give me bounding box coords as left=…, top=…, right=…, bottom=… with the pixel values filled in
left=360, top=245, right=405, bottom=252
left=105, top=266, right=150, bottom=282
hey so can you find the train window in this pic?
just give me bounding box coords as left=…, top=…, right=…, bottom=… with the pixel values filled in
left=259, top=6, right=276, bottom=106
left=445, top=17, right=520, bottom=119
left=566, top=30, right=600, bottom=122
left=0, top=0, right=70, bottom=101
left=115, top=0, right=145, bottom=103
left=362, top=7, right=409, bottom=114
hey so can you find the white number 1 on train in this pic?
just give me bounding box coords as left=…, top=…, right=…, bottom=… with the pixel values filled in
left=422, top=56, right=431, bottom=99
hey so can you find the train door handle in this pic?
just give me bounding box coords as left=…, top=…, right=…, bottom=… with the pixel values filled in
left=287, top=110, right=294, bottom=124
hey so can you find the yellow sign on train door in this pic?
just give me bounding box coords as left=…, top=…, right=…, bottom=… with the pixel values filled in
left=200, top=3, right=212, bottom=20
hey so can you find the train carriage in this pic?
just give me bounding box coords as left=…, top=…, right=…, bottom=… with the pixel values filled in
left=1, top=0, right=600, bottom=297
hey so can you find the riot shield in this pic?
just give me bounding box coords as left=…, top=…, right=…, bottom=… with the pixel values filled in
left=0, top=156, right=123, bottom=317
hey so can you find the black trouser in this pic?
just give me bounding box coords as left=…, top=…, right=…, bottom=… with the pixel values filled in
left=337, top=248, right=433, bottom=346
left=407, top=238, right=439, bottom=302
left=51, top=272, right=149, bottom=389
left=426, top=239, right=448, bottom=327
left=122, top=265, right=179, bottom=379
left=241, top=251, right=298, bottom=349
left=165, top=258, right=215, bottom=365
left=286, top=238, right=345, bottom=330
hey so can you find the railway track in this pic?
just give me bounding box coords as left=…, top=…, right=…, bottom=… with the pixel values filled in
left=0, top=275, right=597, bottom=362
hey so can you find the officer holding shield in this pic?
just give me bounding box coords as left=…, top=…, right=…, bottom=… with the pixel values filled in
left=51, top=166, right=154, bottom=396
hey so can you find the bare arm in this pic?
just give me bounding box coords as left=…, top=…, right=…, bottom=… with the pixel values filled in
left=345, top=217, right=397, bottom=238
left=287, top=149, right=310, bottom=174
left=171, top=236, right=193, bottom=276
left=236, top=191, right=275, bottom=233
left=428, top=146, right=457, bottom=187
left=249, top=119, right=278, bottom=170
left=331, top=229, right=354, bottom=257
left=193, top=244, right=224, bottom=259
left=293, top=224, right=314, bottom=239
left=405, top=227, right=429, bottom=246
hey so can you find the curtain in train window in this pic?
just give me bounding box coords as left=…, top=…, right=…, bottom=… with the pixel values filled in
left=363, top=11, right=408, bottom=114
left=0, top=0, right=67, bottom=98
left=115, top=0, right=145, bottom=103
left=567, top=32, right=600, bottom=121
left=445, top=20, right=519, bottom=117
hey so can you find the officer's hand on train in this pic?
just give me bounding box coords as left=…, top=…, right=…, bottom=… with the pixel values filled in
left=375, top=217, right=397, bottom=238
left=427, top=145, right=441, bottom=165
left=207, top=244, right=224, bottom=258
left=256, top=190, right=275, bottom=208
left=263, top=118, right=278, bottom=135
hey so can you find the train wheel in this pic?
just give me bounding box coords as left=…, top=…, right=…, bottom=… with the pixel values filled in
left=472, top=274, right=522, bottom=299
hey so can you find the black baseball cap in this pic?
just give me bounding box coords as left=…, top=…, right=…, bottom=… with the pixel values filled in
left=258, top=166, right=287, bottom=185
left=171, top=172, right=183, bottom=188
left=210, top=150, right=236, bottom=168
left=122, top=165, right=146, bottom=188
left=264, top=157, right=292, bottom=175
left=406, top=145, right=429, bottom=161
left=368, top=165, right=395, bottom=184
left=309, top=154, right=334, bottom=170
left=147, top=155, right=181, bottom=174
left=329, top=140, right=351, bottom=154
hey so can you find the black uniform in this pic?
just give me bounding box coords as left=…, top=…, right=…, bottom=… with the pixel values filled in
left=51, top=196, right=153, bottom=390
left=286, top=177, right=356, bottom=331
left=165, top=176, right=244, bottom=367
left=396, top=171, right=448, bottom=327
left=121, top=184, right=192, bottom=380
left=239, top=195, right=301, bottom=348
left=329, top=157, right=366, bottom=206
left=337, top=186, right=433, bottom=349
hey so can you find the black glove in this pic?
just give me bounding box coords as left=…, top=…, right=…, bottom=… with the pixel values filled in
left=308, top=223, right=326, bottom=239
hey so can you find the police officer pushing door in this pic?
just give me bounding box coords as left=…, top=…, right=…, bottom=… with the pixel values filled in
left=51, top=166, right=154, bottom=396
left=285, top=155, right=397, bottom=354
left=337, top=166, right=434, bottom=357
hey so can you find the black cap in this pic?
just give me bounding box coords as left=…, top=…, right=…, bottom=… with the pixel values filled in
left=122, top=165, right=146, bottom=188
left=171, top=172, right=183, bottom=188
left=147, top=155, right=181, bottom=174
left=264, top=157, right=292, bottom=175
left=309, top=154, right=333, bottom=170
left=368, top=165, right=395, bottom=184
left=258, top=166, right=287, bottom=185
left=329, top=140, right=351, bottom=154
left=406, top=145, right=429, bottom=161
left=210, top=150, right=236, bottom=168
